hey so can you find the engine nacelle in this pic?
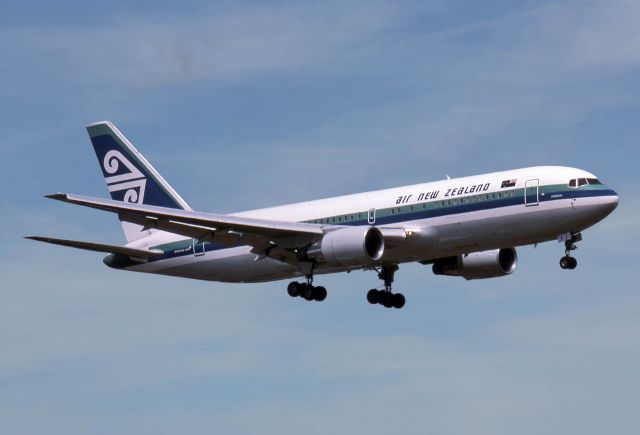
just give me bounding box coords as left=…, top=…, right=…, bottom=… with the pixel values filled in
left=308, top=226, right=384, bottom=267
left=432, top=248, right=518, bottom=280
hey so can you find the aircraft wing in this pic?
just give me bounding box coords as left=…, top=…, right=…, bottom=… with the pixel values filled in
left=24, top=235, right=164, bottom=258
left=45, top=193, right=324, bottom=253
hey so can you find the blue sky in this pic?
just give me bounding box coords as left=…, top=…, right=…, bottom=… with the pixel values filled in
left=1, top=0, right=639, bottom=434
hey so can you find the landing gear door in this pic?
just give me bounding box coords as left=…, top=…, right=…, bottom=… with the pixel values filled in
left=525, top=179, right=539, bottom=207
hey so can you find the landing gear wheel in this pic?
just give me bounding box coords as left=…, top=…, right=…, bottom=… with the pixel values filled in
left=287, top=281, right=300, bottom=297
left=313, top=286, right=327, bottom=301
left=367, top=289, right=380, bottom=304
left=288, top=281, right=328, bottom=302
left=560, top=256, right=578, bottom=270
left=392, top=293, right=406, bottom=309
left=302, top=284, right=315, bottom=301
left=382, top=292, right=394, bottom=308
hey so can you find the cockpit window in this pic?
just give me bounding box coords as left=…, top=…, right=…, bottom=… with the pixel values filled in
left=569, top=177, right=602, bottom=187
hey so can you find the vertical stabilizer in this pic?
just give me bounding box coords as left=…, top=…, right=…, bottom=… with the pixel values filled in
left=87, top=121, right=191, bottom=243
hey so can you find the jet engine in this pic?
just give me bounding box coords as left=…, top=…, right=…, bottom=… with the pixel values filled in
left=308, top=226, right=384, bottom=267
left=432, top=248, right=518, bottom=280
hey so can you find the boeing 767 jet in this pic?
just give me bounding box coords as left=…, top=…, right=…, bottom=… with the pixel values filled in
left=27, top=122, right=619, bottom=309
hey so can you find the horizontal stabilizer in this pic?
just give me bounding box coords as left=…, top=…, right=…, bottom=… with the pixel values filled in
left=24, top=236, right=164, bottom=258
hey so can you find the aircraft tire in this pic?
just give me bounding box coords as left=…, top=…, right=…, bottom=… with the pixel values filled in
left=392, top=293, right=406, bottom=309
left=367, top=289, right=379, bottom=304
left=287, top=281, right=300, bottom=297
left=314, top=286, right=327, bottom=301
left=302, top=284, right=315, bottom=301
left=382, top=292, right=394, bottom=308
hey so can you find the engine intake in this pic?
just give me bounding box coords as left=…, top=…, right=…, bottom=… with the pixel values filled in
left=432, top=248, right=518, bottom=280
left=308, top=226, right=384, bottom=267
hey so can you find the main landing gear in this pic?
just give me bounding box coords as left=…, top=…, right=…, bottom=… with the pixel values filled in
left=367, top=264, right=405, bottom=309
left=287, top=280, right=327, bottom=302
left=559, top=232, right=582, bottom=270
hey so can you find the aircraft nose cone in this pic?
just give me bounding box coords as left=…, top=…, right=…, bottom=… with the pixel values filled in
left=599, top=191, right=619, bottom=216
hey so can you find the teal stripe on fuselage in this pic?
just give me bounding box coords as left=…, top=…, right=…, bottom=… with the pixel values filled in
left=304, top=183, right=613, bottom=227
left=104, top=184, right=615, bottom=269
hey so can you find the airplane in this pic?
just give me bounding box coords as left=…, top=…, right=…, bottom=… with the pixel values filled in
left=26, top=121, right=619, bottom=309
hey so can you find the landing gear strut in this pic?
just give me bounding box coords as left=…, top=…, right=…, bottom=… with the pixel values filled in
left=559, top=232, right=581, bottom=270
left=367, top=264, right=405, bottom=309
left=287, top=272, right=327, bottom=302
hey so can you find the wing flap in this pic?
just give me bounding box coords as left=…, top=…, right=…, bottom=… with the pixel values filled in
left=45, top=193, right=323, bottom=251
left=25, top=236, right=164, bottom=258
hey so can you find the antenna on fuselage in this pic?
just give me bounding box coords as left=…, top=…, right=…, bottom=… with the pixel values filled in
left=446, top=174, right=451, bottom=180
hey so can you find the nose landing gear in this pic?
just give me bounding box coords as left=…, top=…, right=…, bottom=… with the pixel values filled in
left=559, top=232, right=581, bottom=270
left=368, top=264, right=405, bottom=309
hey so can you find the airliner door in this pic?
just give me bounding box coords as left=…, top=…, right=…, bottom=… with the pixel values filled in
left=368, top=208, right=376, bottom=224
left=525, top=179, right=539, bottom=207
left=193, top=239, right=205, bottom=256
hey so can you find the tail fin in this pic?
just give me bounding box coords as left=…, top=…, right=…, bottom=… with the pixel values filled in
left=87, top=121, right=190, bottom=243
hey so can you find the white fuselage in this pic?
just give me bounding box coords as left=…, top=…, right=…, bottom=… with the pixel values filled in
left=115, top=166, right=618, bottom=283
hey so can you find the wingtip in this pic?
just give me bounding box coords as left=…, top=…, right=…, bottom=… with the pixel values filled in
left=45, top=193, right=68, bottom=200
left=24, top=235, right=45, bottom=242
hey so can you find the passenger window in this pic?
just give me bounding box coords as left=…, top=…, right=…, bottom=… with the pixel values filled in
left=569, top=179, right=577, bottom=188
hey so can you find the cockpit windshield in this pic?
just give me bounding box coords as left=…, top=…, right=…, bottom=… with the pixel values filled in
left=568, top=178, right=602, bottom=187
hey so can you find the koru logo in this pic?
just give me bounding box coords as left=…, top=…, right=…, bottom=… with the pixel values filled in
left=103, top=150, right=147, bottom=204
